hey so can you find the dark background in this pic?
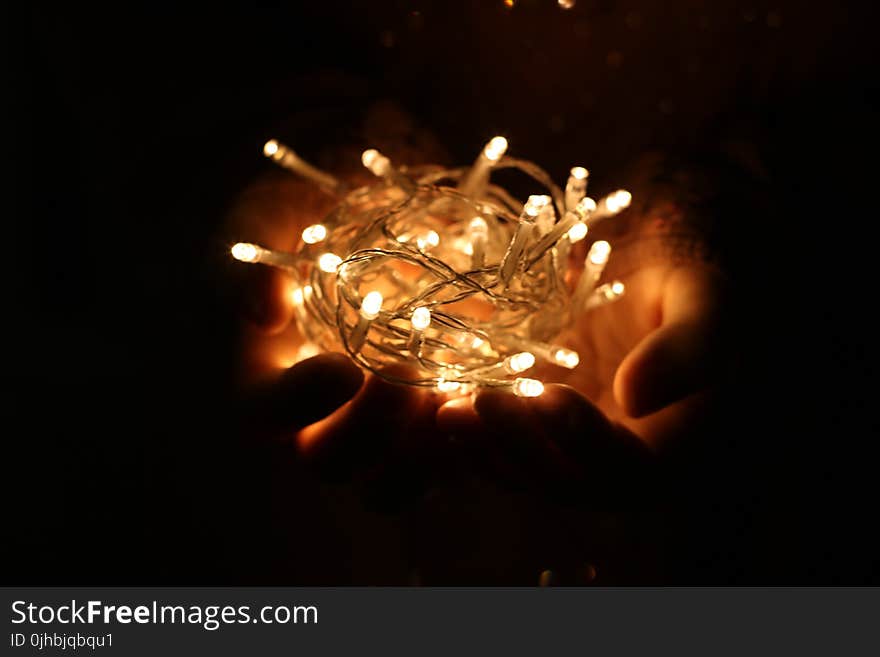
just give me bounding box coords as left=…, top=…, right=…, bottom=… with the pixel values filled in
left=9, top=1, right=879, bottom=583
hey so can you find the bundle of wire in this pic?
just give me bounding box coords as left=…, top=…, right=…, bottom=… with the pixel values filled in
left=231, top=136, right=632, bottom=398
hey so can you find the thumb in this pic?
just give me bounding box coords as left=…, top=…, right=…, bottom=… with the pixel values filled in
left=243, top=352, right=365, bottom=440
left=614, top=267, right=729, bottom=418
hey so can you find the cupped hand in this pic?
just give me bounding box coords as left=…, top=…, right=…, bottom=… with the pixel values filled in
left=438, top=260, right=731, bottom=496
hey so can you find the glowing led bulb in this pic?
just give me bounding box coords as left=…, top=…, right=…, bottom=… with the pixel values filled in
left=469, top=216, right=489, bottom=268
left=361, top=149, right=379, bottom=168
left=606, top=189, right=632, bottom=213
left=417, top=230, right=440, bottom=250
left=231, top=242, right=259, bottom=263
left=590, top=189, right=632, bottom=223
left=525, top=195, right=551, bottom=217
left=577, top=196, right=597, bottom=215
left=612, top=281, right=624, bottom=294
left=460, top=136, right=508, bottom=196
left=553, top=348, right=580, bottom=369
left=407, top=305, right=432, bottom=354
left=318, top=253, right=343, bottom=273
left=512, top=378, right=544, bottom=398
left=567, top=222, right=589, bottom=243
left=572, top=241, right=612, bottom=311
left=262, top=139, right=343, bottom=195
left=360, top=291, right=383, bottom=320
left=527, top=196, right=554, bottom=237
left=436, top=379, right=462, bottom=393
left=301, top=224, right=328, bottom=244
left=565, top=166, right=590, bottom=211
left=231, top=242, right=298, bottom=269
left=499, top=201, right=538, bottom=285
left=470, top=216, right=488, bottom=236
left=292, top=288, right=305, bottom=305
left=588, top=240, right=611, bottom=265
left=484, top=136, right=508, bottom=162
left=506, top=351, right=536, bottom=374
left=411, top=306, right=432, bottom=331
left=362, top=148, right=392, bottom=177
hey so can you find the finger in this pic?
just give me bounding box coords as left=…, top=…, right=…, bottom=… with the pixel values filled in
left=614, top=267, right=727, bottom=418
left=529, top=385, right=656, bottom=502
left=436, top=395, right=500, bottom=469
left=529, top=384, right=618, bottom=453
left=530, top=385, right=652, bottom=462
left=296, top=365, right=434, bottom=473
left=439, top=393, right=521, bottom=481
left=437, top=396, right=492, bottom=446
left=473, top=389, right=573, bottom=485
left=246, top=353, right=364, bottom=438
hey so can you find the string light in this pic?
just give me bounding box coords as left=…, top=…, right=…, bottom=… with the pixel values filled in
left=233, top=136, right=632, bottom=396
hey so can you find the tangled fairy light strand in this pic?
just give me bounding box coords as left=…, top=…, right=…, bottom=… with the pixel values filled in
left=232, top=137, right=632, bottom=397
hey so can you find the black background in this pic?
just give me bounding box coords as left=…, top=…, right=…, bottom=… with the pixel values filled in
left=9, top=1, right=880, bottom=583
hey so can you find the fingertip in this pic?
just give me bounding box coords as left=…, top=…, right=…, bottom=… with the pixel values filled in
left=296, top=362, right=432, bottom=463
left=614, top=320, right=711, bottom=418
left=436, top=395, right=478, bottom=430
left=473, top=388, right=526, bottom=419
left=289, top=352, right=365, bottom=399
left=269, top=352, right=365, bottom=427
left=531, top=383, right=617, bottom=441
left=613, top=350, right=646, bottom=417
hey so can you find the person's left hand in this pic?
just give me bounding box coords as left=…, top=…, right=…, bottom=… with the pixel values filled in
left=437, top=261, right=731, bottom=500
